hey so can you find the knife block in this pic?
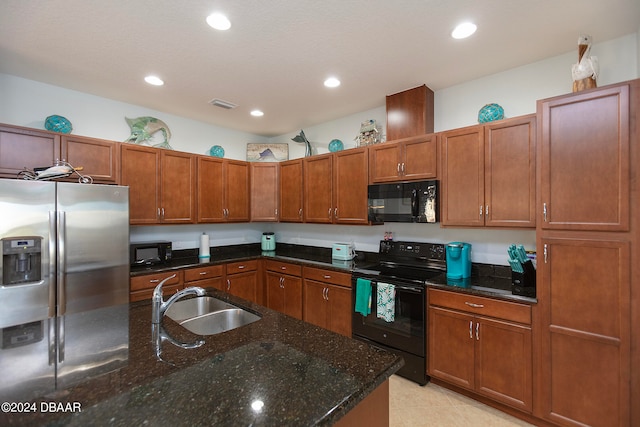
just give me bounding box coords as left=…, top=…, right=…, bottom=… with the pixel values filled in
left=511, top=260, right=536, bottom=297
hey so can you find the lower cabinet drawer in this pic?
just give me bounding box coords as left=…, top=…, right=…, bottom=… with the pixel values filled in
left=428, top=288, right=531, bottom=325
left=130, top=283, right=182, bottom=302
left=130, top=271, right=183, bottom=292
left=303, top=267, right=351, bottom=288
left=184, top=264, right=224, bottom=282
left=226, top=259, right=258, bottom=275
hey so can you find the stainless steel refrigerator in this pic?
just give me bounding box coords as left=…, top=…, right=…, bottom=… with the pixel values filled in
left=0, top=179, right=130, bottom=401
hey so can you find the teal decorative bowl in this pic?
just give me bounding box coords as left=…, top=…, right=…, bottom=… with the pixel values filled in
left=45, top=115, right=72, bottom=134
left=328, top=139, right=344, bottom=152
left=478, top=103, right=504, bottom=123
left=208, top=145, right=225, bottom=157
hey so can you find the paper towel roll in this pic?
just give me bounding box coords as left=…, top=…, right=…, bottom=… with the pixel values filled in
left=199, top=233, right=210, bottom=258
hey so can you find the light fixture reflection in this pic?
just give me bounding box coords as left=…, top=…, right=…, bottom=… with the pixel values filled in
left=250, top=110, right=264, bottom=117
left=324, top=77, right=341, bottom=88
left=451, top=22, right=477, bottom=39
left=251, top=399, right=264, bottom=412
left=144, top=75, right=164, bottom=86
left=207, top=13, right=231, bottom=30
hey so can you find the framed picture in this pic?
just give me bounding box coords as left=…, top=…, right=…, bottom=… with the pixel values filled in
left=246, top=143, right=289, bottom=162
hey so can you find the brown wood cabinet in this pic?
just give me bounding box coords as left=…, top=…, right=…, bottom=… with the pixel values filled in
left=303, top=149, right=369, bottom=224
left=184, top=264, right=225, bottom=291
left=303, top=153, right=333, bottom=223
left=250, top=162, right=279, bottom=222
left=535, top=81, right=637, bottom=427
left=0, top=124, right=119, bottom=183
left=536, top=237, right=630, bottom=426
left=197, top=156, right=250, bottom=223
left=385, top=85, right=434, bottom=141
left=428, top=289, right=533, bottom=413
left=121, top=144, right=196, bottom=224
left=279, top=159, right=304, bottom=222
left=441, top=116, right=536, bottom=228
left=130, top=270, right=183, bottom=302
left=225, top=260, right=258, bottom=303
left=265, top=260, right=303, bottom=319
left=368, top=134, right=437, bottom=183
left=303, top=267, right=352, bottom=337
left=538, top=85, right=629, bottom=231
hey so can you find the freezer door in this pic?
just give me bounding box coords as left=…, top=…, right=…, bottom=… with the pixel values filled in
left=56, top=182, right=130, bottom=315
left=0, top=180, right=55, bottom=328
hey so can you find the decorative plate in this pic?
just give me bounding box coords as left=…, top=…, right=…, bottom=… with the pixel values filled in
left=45, top=115, right=73, bottom=134
left=478, top=103, right=504, bottom=123
left=328, top=139, right=344, bottom=152
left=208, top=145, right=225, bottom=157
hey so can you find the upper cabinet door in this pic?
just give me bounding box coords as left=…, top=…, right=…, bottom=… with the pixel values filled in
left=121, top=144, right=160, bottom=224
left=303, top=154, right=333, bottom=223
left=251, top=162, right=279, bottom=222
left=402, top=133, right=438, bottom=181
left=484, top=115, right=536, bottom=228
left=538, top=85, right=630, bottom=231
left=441, top=125, right=485, bottom=226
left=279, top=159, right=304, bottom=223
left=225, top=160, right=250, bottom=222
left=197, top=156, right=225, bottom=223
left=61, top=135, right=119, bottom=184
left=0, top=125, right=60, bottom=177
left=368, top=141, right=402, bottom=183
left=333, top=147, right=368, bottom=224
left=160, top=150, right=196, bottom=224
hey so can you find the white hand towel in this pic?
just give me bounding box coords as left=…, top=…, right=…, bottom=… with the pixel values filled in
left=376, top=282, right=396, bottom=322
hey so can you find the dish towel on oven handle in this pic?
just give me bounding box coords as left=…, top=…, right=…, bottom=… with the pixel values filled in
left=355, top=278, right=372, bottom=316
left=376, top=282, right=396, bottom=322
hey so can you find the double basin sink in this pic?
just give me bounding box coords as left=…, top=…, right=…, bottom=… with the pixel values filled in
left=165, top=296, right=261, bottom=335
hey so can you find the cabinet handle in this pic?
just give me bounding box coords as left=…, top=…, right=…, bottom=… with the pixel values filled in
left=479, top=205, right=483, bottom=218
left=280, top=266, right=286, bottom=270
left=544, top=244, right=548, bottom=263
left=299, top=208, right=303, bottom=219
left=397, top=163, right=401, bottom=174
left=161, top=208, right=165, bottom=219
left=275, top=208, right=278, bottom=218
left=469, top=320, right=473, bottom=339
left=543, top=203, right=548, bottom=222
left=328, top=208, right=332, bottom=219
left=323, top=275, right=331, bottom=279
left=150, top=279, right=160, bottom=283
left=199, top=271, right=207, bottom=276
left=485, top=205, right=489, bottom=217
left=226, top=279, right=231, bottom=291
left=465, top=302, right=484, bottom=308
left=157, top=208, right=161, bottom=220
left=334, top=207, right=338, bottom=219
left=324, top=287, right=329, bottom=301
left=476, top=322, right=480, bottom=341
left=238, top=265, right=245, bottom=269
left=280, top=277, right=284, bottom=288
left=401, top=163, right=405, bottom=174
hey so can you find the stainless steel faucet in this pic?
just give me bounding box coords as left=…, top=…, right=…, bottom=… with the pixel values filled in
left=151, top=273, right=207, bottom=324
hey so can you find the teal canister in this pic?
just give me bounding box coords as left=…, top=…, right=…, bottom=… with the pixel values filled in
left=446, top=242, right=472, bottom=279
left=261, top=232, right=276, bottom=251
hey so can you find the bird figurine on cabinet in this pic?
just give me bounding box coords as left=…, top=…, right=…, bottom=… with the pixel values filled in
left=571, top=35, right=599, bottom=92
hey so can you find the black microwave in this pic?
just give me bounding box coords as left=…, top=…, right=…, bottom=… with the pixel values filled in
left=368, top=180, right=439, bottom=223
left=130, top=241, right=172, bottom=267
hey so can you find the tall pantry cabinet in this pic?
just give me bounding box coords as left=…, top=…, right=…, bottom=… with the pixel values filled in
left=534, top=80, right=639, bottom=427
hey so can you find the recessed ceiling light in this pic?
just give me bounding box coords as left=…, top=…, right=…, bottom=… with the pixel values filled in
left=206, top=13, right=231, bottom=31
left=324, top=77, right=341, bottom=88
left=250, top=110, right=264, bottom=117
left=144, top=75, right=164, bottom=86
left=451, top=22, right=477, bottom=39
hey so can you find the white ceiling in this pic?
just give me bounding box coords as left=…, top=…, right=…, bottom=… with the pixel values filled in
left=1, top=0, right=639, bottom=137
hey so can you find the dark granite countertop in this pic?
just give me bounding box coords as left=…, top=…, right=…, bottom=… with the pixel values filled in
left=2, top=289, right=403, bottom=427
left=131, top=243, right=537, bottom=304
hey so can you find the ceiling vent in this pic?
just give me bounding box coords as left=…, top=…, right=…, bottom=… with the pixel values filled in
left=209, top=98, right=238, bottom=109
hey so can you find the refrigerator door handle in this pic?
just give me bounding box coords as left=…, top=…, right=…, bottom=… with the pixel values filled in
left=48, top=211, right=57, bottom=318
left=48, top=318, right=56, bottom=366
left=57, top=211, right=66, bottom=316
left=58, top=316, right=65, bottom=363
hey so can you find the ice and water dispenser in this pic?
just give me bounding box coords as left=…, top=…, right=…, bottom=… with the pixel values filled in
left=1, top=237, right=42, bottom=286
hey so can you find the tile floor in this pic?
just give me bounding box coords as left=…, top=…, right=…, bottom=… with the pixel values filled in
left=389, top=375, right=536, bottom=427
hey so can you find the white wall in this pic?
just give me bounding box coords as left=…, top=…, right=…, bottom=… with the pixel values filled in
left=1, top=33, right=637, bottom=265
left=0, top=75, right=268, bottom=159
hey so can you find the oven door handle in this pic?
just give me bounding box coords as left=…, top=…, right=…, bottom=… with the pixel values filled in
left=371, top=282, right=423, bottom=294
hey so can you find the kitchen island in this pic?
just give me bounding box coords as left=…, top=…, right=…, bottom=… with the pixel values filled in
left=1, top=288, right=402, bottom=426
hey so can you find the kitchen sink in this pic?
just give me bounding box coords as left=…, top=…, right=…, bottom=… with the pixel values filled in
left=165, top=296, right=261, bottom=335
